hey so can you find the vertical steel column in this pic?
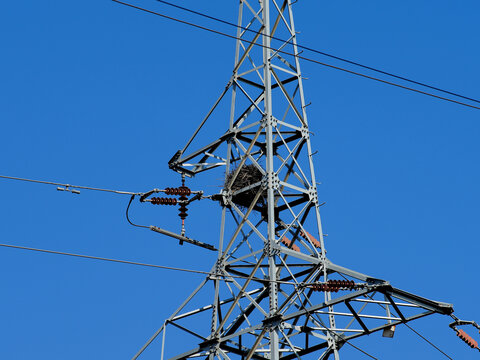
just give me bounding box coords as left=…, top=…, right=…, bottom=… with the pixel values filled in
left=262, top=0, right=280, bottom=358
left=286, top=2, right=339, bottom=357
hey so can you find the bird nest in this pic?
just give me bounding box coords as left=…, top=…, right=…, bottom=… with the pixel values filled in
left=224, top=164, right=266, bottom=209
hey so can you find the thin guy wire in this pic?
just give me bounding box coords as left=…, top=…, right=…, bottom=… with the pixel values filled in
left=0, top=243, right=296, bottom=285
left=153, top=0, right=480, bottom=105
left=0, top=175, right=140, bottom=195
left=295, top=294, right=380, bottom=360
left=0, top=245, right=453, bottom=359
left=355, top=283, right=454, bottom=360
left=404, top=323, right=455, bottom=360
left=276, top=264, right=379, bottom=360
left=112, top=0, right=480, bottom=111
left=334, top=272, right=454, bottom=359
left=343, top=341, right=379, bottom=360
left=0, top=243, right=210, bottom=274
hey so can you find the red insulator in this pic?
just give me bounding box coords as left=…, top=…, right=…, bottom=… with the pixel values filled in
left=178, top=194, right=188, bottom=219
left=457, top=330, right=479, bottom=349
left=280, top=236, right=300, bottom=252
left=179, top=186, right=191, bottom=196
left=309, top=279, right=357, bottom=292
left=165, top=186, right=191, bottom=196
left=299, top=230, right=322, bottom=248
left=179, top=205, right=188, bottom=219
left=151, top=197, right=177, bottom=205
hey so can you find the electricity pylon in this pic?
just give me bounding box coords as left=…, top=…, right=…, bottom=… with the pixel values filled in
left=133, top=1, right=453, bottom=359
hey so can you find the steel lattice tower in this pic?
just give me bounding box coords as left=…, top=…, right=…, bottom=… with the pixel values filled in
left=133, top=1, right=453, bottom=359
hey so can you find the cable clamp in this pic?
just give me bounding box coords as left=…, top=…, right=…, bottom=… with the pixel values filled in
left=57, top=185, right=80, bottom=194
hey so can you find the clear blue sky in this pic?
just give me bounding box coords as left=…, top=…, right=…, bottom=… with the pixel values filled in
left=1, top=1, right=479, bottom=359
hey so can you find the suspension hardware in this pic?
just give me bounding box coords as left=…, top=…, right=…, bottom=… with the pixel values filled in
left=449, top=319, right=480, bottom=351
left=456, top=329, right=478, bottom=349
left=134, top=174, right=207, bottom=241
left=306, top=280, right=359, bottom=292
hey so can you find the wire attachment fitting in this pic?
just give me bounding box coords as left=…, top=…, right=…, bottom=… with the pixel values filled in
left=449, top=318, right=480, bottom=351
left=57, top=186, right=80, bottom=194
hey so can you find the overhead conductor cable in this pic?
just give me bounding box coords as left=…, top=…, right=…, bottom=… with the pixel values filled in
left=112, top=0, right=480, bottom=111
left=0, top=174, right=217, bottom=251
left=0, top=174, right=140, bottom=195
left=154, top=0, right=480, bottom=105
left=0, top=243, right=295, bottom=285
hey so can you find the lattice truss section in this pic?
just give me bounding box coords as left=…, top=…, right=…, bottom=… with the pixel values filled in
left=157, top=269, right=452, bottom=360
left=148, top=1, right=455, bottom=360
left=169, top=0, right=325, bottom=261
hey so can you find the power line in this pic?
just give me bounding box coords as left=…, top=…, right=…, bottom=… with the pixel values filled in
left=365, top=289, right=454, bottom=360
left=111, top=0, right=480, bottom=111
left=0, top=243, right=295, bottom=285
left=153, top=0, right=480, bottom=106
left=343, top=340, right=379, bottom=360
left=0, top=243, right=210, bottom=274
left=405, top=323, right=455, bottom=360
left=336, top=271, right=454, bottom=359
left=291, top=285, right=380, bottom=360
left=0, top=174, right=140, bottom=195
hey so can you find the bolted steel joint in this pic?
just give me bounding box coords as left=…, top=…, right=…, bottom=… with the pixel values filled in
left=262, top=173, right=280, bottom=190
left=301, top=126, right=310, bottom=140
left=214, top=259, right=224, bottom=274
left=262, top=314, right=284, bottom=332
left=260, top=115, right=278, bottom=128
left=221, top=189, right=232, bottom=206
left=326, top=332, right=342, bottom=350
left=264, top=242, right=280, bottom=257
left=308, top=186, right=319, bottom=205
left=198, top=338, right=219, bottom=355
